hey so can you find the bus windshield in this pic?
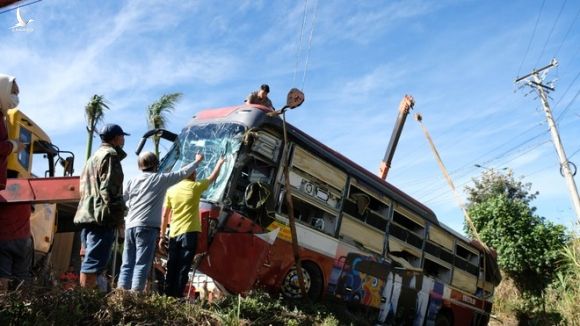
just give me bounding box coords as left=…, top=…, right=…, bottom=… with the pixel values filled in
left=160, top=122, right=245, bottom=202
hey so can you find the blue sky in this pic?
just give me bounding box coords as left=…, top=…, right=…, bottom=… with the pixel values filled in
left=2, top=0, right=579, bottom=234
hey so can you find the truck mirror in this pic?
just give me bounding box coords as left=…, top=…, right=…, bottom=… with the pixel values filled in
left=63, top=156, right=74, bottom=176
left=135, top=129, right=178, bottom=155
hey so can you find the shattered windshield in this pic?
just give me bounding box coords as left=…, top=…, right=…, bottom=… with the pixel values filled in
left=160, top=123, right=245, bottom=202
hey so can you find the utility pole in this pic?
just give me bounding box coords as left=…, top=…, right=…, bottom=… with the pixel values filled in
left=515, top=59, right=580, bottom=224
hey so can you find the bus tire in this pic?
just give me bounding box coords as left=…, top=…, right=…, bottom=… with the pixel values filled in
left=281, top=262, right=323, bottom=300
left=303, top=261, right=323, bottom=300
left=435, top=310, right=452, bottom=326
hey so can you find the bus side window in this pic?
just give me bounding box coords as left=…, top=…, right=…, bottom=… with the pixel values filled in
left=279, top=192, right=338, bottom=237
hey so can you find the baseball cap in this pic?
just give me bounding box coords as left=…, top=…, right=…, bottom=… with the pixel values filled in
left=99, top=123, right=130, bottom=139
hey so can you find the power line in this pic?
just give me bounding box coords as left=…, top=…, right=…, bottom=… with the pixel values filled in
left=422, top=140, right=552, bottom=206
left=478, top=131, right=547, bottom=168
left=554, top=5, right=580, bottom=58
left=437, top=120, right=544, bottom=178
left=535, top=0, right=567, bottom=67
left=414, top=138, right=551, bottom=201
left=493, top=139, right=551, bottom=168
left=517, top=0, right=546, bottom=78
left=399, top=120, right=548, bottom=197
left=0, top=0, right=42, bottom=15
left=569, top=147, right=580, bottom=159
left=556, top=85, right=580, bottom=122
left=292, top=0, right=309, bottom=87
left=301, top=0, right=318, bottom=91
left=555, top=70, right=580, bottom=108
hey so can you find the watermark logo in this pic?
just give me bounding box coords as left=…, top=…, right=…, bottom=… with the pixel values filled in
left=10, top=8, right=34, bottom=32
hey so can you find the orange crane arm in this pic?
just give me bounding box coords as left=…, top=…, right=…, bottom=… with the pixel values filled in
left=0, top=176, right=79, bottom=204
left=378, top=95, right=415, bottom=180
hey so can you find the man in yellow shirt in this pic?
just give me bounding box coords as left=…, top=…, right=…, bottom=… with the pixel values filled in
left=160, top=156, right=225, bottom=298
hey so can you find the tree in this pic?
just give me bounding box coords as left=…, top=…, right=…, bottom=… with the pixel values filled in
left=147, top=93, right=182, bottom=158
left=85, top=95, right=109, bottom=160
left=465, top=169, right=568, bottom=298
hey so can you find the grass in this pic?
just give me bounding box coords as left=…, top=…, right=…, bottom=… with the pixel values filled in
left=544, top=238, right=580, bottom=326
left=490, top=238, right=580, bottom=326
left=0, top=287, right=368, bottom=325
left=6, top=239, right=578, bottom=325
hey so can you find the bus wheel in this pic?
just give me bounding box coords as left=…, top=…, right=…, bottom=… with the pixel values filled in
left=435, top=312, right=452, bottom=326
left=281, top=262, right=323, bottom=300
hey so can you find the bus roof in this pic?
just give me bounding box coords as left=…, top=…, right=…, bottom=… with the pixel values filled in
left=189, top=105, right=439, bottom=225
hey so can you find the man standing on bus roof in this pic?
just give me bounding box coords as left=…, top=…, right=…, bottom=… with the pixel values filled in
left=246, top=84, right=274, bottom=110
left=74, top=123, right=129, bottom=290
left=117, top=151, right=204, bottom=292
left=0, top=73, right=30, bottom=292
left=161, top=155, right=225, bottom=298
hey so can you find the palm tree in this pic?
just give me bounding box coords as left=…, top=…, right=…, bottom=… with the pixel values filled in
left=147, top=93, right=182, bottom=158
left=85, top=94, right=109, bottom=161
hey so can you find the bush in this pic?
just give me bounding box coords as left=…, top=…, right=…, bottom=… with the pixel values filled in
left=545, top=239, right=580, bottom=325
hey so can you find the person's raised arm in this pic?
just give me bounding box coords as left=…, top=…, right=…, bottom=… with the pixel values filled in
left=158, top=205, right=171, bottom=253
left=208, top=156, right=225, bottom=184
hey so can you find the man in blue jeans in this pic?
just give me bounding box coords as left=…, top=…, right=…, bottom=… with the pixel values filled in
left=74, top=123, right=129, bottom=289
left=117, top=151, right=203, bottom=292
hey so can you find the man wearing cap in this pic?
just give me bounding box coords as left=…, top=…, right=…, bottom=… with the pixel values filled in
left=246, top=84, right=274, bottom=109
left=117, top=151, right=222, bottom=292
left=74, top=123, right=129, bottom=289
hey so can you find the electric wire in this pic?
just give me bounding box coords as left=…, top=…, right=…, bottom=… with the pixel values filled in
left=443, top=124, right=547, bottom=181
left=409, top=131, right=551, bottom=200
left=535, top=0, right=567, bottom=67
left=292, top=0, right=309, bottom=87
left=415, top=138, right=551, bottom=202
left=397, top=120, right=547, bottom=192
left=301, top=0, right=318, bottom=91
left=0, top=0, right=42, bottom=15
left=516, top=0, right=546, bottom=78
left=554, top=5, right=580, bottom=58
left=569, top=147, right=580, bottom=159
left=422, top=140, right=550, bottom=205
left=555, top=70, right=580, bottom=108
left=556, top=86, right=580, bottom=122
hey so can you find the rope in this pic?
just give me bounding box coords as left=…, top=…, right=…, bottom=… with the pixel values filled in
left=414, top=114, right=485, bottom=246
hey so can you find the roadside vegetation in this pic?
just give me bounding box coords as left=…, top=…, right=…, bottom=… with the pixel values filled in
left=0, top=287, right=372, bottom=326
left=2, top=168, right=578, bottom=325
left=466, top=169, right=579, bottom=325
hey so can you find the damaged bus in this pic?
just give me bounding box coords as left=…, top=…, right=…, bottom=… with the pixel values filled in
left=138, top=90, right=501, bottom=325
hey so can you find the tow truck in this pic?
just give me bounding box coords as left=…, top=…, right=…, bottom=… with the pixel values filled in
left=0, top=108, right=79, bottom=281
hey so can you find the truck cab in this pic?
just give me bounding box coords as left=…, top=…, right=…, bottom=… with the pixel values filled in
left=4, top=108, right=76, bottom=279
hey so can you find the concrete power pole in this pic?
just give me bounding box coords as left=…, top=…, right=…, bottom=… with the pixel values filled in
left=515, top=59, right=580, bottom=225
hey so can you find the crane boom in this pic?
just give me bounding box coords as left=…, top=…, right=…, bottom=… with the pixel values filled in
left=0, top=176, right=79, bottom=204
left=378, top=95, right=415, bottom=180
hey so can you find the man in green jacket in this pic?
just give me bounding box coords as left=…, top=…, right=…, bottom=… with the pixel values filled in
left=74, top=123, right=129, bottom=289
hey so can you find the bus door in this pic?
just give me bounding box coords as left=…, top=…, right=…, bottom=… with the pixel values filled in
left=378, top=266, right=433, bottom=326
